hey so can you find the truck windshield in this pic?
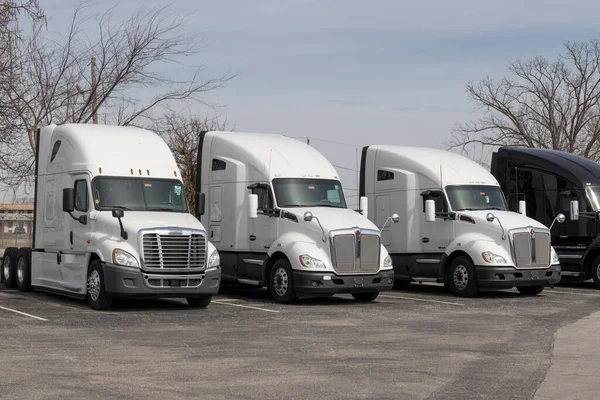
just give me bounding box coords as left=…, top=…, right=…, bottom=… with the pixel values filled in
left=586, top=187, right=600, bottom=211
left=446, top=185, right=507, bottom=211
left=93, top=178, right=188, bottom=212
left=273, top=178, right=347, bottom=208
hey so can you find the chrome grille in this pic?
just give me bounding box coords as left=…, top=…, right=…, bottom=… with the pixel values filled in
left=142, top=232, right=206, bottom=272
left=511, top=228, right=551, bottom=268
left=331, top=229, right=381, bottom=274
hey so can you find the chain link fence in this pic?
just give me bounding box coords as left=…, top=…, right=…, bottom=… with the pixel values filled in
left=0, top=214, right=33, bottom=253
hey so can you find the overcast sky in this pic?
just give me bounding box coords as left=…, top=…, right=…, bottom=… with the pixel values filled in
left=34, top=0, right=600, bottom=204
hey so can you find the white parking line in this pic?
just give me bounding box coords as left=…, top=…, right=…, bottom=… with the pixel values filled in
left=212, top=300, right=280, bottom=313
left=0, top=305, right=48, bottom=321
left=379, top=294, right=464, bottom=306
left=546, top=289, right=600, bottom=297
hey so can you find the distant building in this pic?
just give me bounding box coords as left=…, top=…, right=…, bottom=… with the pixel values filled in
left=0, top=204, right=34, bottom=234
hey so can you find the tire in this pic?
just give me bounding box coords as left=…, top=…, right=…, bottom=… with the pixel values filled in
left=1, top=248, right=19, bottom=289
left=269, top=258, right=297, bottom=304
left=86, top=260, right=112, bottom=310
left=16, top=248, right=32, bottom=292
left=448, top=256, right=479, bottom=297
left=517, top=285, right=544, bottom=296
left=187, top=296, right=212, bottom=308
left=591, top=255, right=600, bottom=289
left=352, top=292, right=379, bottom=302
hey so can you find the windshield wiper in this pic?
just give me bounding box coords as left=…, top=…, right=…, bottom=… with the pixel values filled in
left=147, top=207, right=179, bottom=212
left=103, top=205, right=131, bottom=210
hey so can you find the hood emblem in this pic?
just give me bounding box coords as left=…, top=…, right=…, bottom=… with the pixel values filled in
left=169, top=230, right=183, bottom=236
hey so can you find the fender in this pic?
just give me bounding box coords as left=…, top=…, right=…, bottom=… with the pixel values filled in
left=266, top=231, right=333, bottom=271
left=581, top=235, right=600, bottom=275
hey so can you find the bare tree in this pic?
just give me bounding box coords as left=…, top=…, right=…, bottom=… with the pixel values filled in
left=0, top=3, right=233, bottom=193
left=157, top=113, right=231, bottom=213
left=447, top=40, right=600, bottom=161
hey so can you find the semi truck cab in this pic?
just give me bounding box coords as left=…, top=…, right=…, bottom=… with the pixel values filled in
left=1, top=124, right=221, bottom=309
left=360, top=145, right=562, bottom=297
left=492, top=147, right=600, bottom=287
left=195, top=131, right=398, bottom=303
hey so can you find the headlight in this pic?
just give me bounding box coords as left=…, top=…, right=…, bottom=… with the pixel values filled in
left=208, top=250, right=220, bottom=268
left=299, top=254, right=326, bottom=269
left=112, top=248, right=139, bottom=267
left=551, top=247, right=559, bottom=264
left=384, top=255, right=393, bottom=268
left=481, top=251, right=506, bottom=264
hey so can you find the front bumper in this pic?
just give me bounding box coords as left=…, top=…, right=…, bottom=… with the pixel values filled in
left=292, top=269, right=394, bottom=296
left=103, top=263, right=221, bottom=298
left=476, top=264, right=561, bottom=290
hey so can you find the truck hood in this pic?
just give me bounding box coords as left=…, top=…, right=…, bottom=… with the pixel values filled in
left=459, top=210, right=548, bottom=231
left=281, top=207, right=381, bottom=235
left=112, top=211, right=206, bottom=233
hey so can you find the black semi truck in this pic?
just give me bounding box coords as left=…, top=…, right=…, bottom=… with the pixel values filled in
left=491, top=147, right=600, bottom=287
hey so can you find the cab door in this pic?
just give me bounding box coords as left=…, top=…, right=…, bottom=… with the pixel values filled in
left=246, top=184, right=277, bottom=280
left=419, top=190, right=453, bottom=277
left=60, top=174, right=91, bottom=292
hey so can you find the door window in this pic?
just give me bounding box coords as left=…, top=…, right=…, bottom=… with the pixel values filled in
left=252, top=185, right=274, bottom=211
left=74, top=180, right=88, bottom=212
left=421, top=191, right=447, bottom=213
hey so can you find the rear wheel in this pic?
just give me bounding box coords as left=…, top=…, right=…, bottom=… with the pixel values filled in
left=187, top=296, right=212, bottom=308
left=16, top=249, right=32, bottom=292
left=87, top=260, right=112, bottom=310
left=1, top=248, right=19, bottom=288
left=517, top=285, right=544, bottom=296
left=352, top=292, right=379, bottom=302
left=269, top=258, right=297, bottom=304
left=448, top=256, right=478, bottom=297
left=591, top=255, right=600, bottom=289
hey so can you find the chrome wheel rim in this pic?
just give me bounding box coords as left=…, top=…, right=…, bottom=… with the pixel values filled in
left=453, top=265, right=469, bottom=291
left=88, top=270, right=101, bottom=301
left=17, top=257, right=24, bottom=283
left=273, top=267, right=289, bottom=297
left=3, top=257, right=10, bottom=281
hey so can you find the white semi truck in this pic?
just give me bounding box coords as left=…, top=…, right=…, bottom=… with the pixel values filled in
left=359, top=145, right=563, bottom=297
left=1, top=124, right=221, bottom=310
left=195, top=131, right=398, bottom=303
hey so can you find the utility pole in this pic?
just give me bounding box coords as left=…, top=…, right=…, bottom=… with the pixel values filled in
left=91, top=56, right=98, bottom=124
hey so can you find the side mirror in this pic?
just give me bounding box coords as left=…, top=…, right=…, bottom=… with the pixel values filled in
left=550, top=213, right=566, bottom=230
left=425, top=200, right=435, bottom=222
left=391, top=213, right=400, bottom=223
left=518, top=200, right=526, bottom=216
left=62, top=188, right=75, bottom=213
left=196, top=192, right=205, bottom=216
left=303, top=211, right=313, bottom=222
left=570, top=200, right=580, bottom=221
left=248, top=194, right=258, bottom=219
left=112, top=209, right=124, bottom=219
left=359, top=196, right=368, bottom=218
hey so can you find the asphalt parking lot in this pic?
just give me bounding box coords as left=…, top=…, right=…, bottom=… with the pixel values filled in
left=2, top=282, right=600, bottom=400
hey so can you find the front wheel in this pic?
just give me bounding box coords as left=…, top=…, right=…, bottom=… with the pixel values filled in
left=517, top=285, right=544, bottom=296
left=1, top=248, right=19, bottom=288
left=448, top=256, right=478, bottom=297
left=352, top=292, right=379, bottom=302
left=187, top=296, right=212, bottom=308
left=591, top=255, right=600, bottom=289
left=87, top=260, right=112, bottom=310
left=269, top=258, right=297, bottom=304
